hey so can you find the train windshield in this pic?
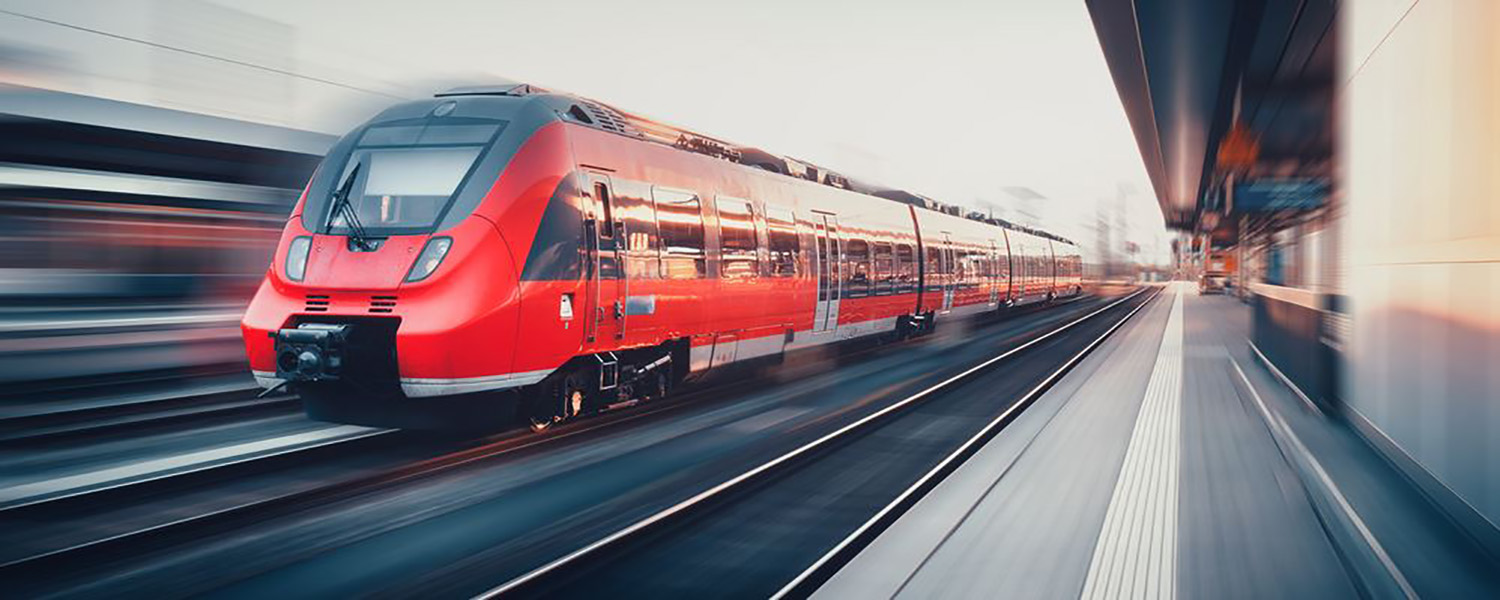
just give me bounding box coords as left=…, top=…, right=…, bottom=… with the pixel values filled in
left=323, top=120, right=504, bottom=236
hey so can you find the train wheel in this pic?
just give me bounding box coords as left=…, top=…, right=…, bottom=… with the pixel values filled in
left=528, top=371, right=587, bottom=433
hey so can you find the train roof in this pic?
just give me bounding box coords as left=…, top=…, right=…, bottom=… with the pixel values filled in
left=431, top=83, right=1077, bottom=246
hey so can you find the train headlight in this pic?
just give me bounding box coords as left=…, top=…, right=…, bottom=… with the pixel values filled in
left=406, top=237, right=453, bottom=282
left=285, top=236, right=312, bottom=281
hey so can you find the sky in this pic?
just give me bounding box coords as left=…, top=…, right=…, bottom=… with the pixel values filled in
left=0, top=0, right=1170, bottom=263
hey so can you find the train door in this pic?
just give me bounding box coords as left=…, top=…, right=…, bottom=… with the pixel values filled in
left=988, top=240, right=1000, bottom=307
left=940, top=233, right=955, bottom=312
left=998, top=231, right=1014, bottom=305
left=812, top=213, right=841, bottom=333
left=1011, top=237, right=1027, bottom=301
left=1050, top=238, right=1062, bottom=297
left=584, top=173, right=625, bottom=343
left=1047, top=240, right=1058, bottom=298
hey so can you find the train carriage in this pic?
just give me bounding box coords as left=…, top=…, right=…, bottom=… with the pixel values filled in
left=241, top=83, right=1082, bottom=431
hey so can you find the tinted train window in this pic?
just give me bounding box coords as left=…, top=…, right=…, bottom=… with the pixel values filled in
left=595, top=183, right=616, bottom=239
left=766, top=206, right=798, bottom=277
left=872, top=242, right=894, bottom=295
left=816, top=218, right=843, bottom=300
left=895, top=244, right=916, bottom=293
left=845, top=238, right=871, bottom=298
left=614, top=181, right=659, bottom=279
left=955, top=248, right=971, bottom=287
left=1012, top=241, right=1027, bottom=280
left=925, top=242, right=943, bottom=279
left=654, top=187, right=706, bottom=279
left=329, top=147, right=481, bottom=234
left=324, top=121, right=502, bottom=236
left=816, top=229, right=828, bottom=300
left=717, top=197, right=758, bottom=279
left=996, top=244, right=1011, bottom=281
left=977, top=250, right=990, bottom=285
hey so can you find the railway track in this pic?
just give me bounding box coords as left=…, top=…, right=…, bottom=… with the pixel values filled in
left=478, top=286, right=1159, bottom=598
left=0, top=358, right=811, bottom=590
left=0, top=372, right=291, bottom=445
left=1, top=291, right=1134, bottom=597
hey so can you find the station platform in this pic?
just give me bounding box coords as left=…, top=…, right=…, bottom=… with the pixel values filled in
left=817, top=283, right=1500, bottom=599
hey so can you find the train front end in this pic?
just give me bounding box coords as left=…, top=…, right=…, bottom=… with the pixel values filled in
left=241, top=90, right=576, bottom=429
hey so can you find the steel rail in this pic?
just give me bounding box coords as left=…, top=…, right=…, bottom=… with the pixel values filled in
left=477, top=286, right=1157, bottom=598
left=0, top=290, right=1127, bottom=586
left=774, top=286, right=1161, bottom=598
left=0, top=425, right=392, bottom=514
left=0, top=376, right=744, bottom=578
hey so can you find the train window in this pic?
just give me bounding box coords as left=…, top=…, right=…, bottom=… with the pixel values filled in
left=816, top=229, right=829, bottom=300
left=615, top=181, right=659, bottom=279
left=329, top=146, right=483, bottom=235
left=595, top=182, right=615, bottom=239
left=968, top=249, right=984, bottom=286
left=959, top=248, right=974, bottom=287
left=845, top=238, right=871, bottom=298
left=653, top=187, right=706, bottom=279
left=895, top=244, right=916, bottom=293
left=307, top=118, right=508, bottom=237
left=766, top=206, right=798, bottom=277
left=996, top=244, right=1011, bottom=281
left=873, top=242, right=894, bottom=296
left=717, top=197, right=758, bottom=279
left=925, top=243, right=943, bottom=280
left=334, top=122, right=501, bottom=234
left=1011, top=242, right=1024, bottom=281
left=954, top=248, right=970, bottom=288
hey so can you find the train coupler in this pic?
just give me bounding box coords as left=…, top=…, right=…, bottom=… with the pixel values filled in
left=272, top=323, right=352, bottom=383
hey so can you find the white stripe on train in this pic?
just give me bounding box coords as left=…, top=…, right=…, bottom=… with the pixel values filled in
left=253, top=294, right=1079, bottom=398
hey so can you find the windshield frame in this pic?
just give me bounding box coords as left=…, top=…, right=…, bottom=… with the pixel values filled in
left=312, top=116, right=507, bottom=237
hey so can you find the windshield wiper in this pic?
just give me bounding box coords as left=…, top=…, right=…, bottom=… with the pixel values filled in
left=329, top=162, right=374, bottom=250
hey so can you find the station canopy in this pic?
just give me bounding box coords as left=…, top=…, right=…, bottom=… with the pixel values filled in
left=1086, top=0, right=1336, bottom=231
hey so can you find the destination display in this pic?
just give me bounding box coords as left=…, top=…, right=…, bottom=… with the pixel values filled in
left=1233, top=178, right=1328, bottom=211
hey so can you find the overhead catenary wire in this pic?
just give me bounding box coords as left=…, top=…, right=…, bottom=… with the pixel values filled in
left=0, top=8, right=406, bottom=100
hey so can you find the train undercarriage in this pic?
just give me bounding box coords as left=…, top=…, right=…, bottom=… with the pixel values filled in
left=271, top=291, right=1079, bottom=433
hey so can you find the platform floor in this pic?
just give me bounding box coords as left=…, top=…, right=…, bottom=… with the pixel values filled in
left=817, top=283, right=1500, bottom=599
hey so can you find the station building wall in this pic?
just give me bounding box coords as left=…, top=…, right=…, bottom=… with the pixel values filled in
left=1343, top=0, right=1500, bottom=535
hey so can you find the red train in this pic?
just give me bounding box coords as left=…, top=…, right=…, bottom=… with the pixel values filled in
left=241, top=84, right=1083, bottom=431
